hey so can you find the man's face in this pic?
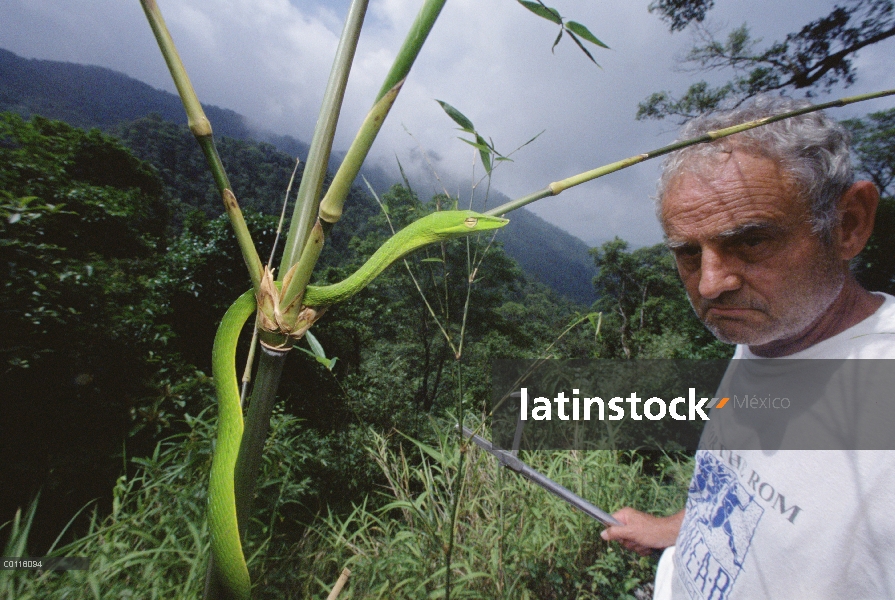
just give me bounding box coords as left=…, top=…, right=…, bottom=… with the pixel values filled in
left=661, top=150, right=846, bottom=349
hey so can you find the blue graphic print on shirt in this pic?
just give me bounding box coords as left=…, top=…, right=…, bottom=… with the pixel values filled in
left=676, top=452, right=764, bottom=600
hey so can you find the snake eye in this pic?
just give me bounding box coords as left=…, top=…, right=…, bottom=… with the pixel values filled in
left=464, top=217, right=478, bottom=228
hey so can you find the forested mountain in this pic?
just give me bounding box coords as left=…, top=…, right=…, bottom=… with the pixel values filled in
left=0, top=47, right=597, bottom=304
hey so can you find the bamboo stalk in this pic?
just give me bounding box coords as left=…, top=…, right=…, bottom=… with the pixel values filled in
left=278, top=0, right=369, bottom=276
left=485, top=88, right=895, bottom=217
left=375, top=0, right=446, bottom=102
left=139, top=0, right=264, bottom=292
left=233, top=347, right=289, bottom=535
left=279, top=220, right=325, bottom=326
left=240, top=158, right=303, bottom=403
left=317, top=0, right=448, bottom=226
left=326, top=568, right=352, bottom=600
left=203, top=2, right=372, bottom=596
left=318, top=82, right=404, bottom=224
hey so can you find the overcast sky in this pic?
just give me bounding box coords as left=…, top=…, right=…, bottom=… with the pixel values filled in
left=2, top=0, right=894, bottom=247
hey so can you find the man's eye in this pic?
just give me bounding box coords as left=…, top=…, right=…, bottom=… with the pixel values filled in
left=740, top=236, right=767, bottom=248
left=675, top=246, right=701, bottom=258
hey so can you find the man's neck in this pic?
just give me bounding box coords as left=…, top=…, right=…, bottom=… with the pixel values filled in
left=748, top=277, right=884, bottom=358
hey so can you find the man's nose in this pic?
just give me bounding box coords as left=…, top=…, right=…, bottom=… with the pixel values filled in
left=698, top=248, right=741, bottom=299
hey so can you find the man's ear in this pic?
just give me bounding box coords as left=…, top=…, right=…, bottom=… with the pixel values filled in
left=836, top=180, right=879, bottom=260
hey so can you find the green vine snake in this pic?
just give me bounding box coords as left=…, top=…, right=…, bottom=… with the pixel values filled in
left=208, top=210, right=508, bottom=598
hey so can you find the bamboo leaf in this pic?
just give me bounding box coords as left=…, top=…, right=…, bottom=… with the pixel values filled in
left=477, top=134, right=493, bottom=173
left=414, top=439, right=446, bottom=463
left=520, top=130, right=546, bottom=149
left=298, top=331, right=338, bottom=371
left=295, top=347, right=338, bottom=371
left=458, top=138, right=491, bottom=153
left=566, top=30, right=598, bottom=65
left=305, top=330, right=327, bottom=359
left=565, top=21, right=609, bottom=48
left=552, top=28, right=564, bottom=53
left=488, top=135, right=502, bottom=156
left=517, top=0, right=562, bottom=25
left=458, top=137, right=494, bottom=173
left=436, top=100, right=475, bottom=132
left=420, top=257, right=444, bottom=263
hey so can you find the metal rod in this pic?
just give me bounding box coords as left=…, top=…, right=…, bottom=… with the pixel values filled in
left=461, top=427, right=621, bottom=527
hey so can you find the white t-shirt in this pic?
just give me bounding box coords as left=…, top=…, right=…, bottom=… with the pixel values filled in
left=655, top=293, right=895, bottom=600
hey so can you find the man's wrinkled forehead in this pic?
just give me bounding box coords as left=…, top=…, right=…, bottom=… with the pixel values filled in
left=660, top=150, right=804, bottom=238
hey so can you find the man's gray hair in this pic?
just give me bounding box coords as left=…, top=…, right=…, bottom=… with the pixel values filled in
left=657, top=96, right=854, bottom=241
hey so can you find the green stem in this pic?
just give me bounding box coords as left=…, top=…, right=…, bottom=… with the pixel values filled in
left=485, top=88, right=895, bottom=217
left=202, top=348, right=288, bottom=600
left=139, top=0, right=263, bottom=292
left=234, top=348, right=289, bottom=534
left=318, top=0, right=448, bottom=225
left=318, top=83, right=404, bottom=223
left=278, top=0, right=369, bottom=276
left=376, top=0, right=447, bottom=102
left=223, top=191, right=263, bottom=292
left=138, top=0, right=212, bottom=141
left=202, top=554, right=224, bottom=600
left=445, top=360, right=465, bottom=600
left=279, top=220, right=325, bottom=323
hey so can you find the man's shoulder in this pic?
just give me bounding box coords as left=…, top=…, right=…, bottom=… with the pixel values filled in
left=870, top=292, right=895, bottom=326
left=736, top=293, right=895, bottom=359
left=826, top=291, right=895, bottom=358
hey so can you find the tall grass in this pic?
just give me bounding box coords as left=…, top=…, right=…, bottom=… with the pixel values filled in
left=301, top=421, right=692, bottom=599
left=1, top=411, right=690, bottom=598
left=1, top=407, right=320, bottom=599
left=2, top=408, right=691, bottom=599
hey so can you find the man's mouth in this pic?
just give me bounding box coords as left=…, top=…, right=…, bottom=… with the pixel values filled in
left=705, top=306, right=754, bottom=318
left=702, top=301, right=765, bottom=319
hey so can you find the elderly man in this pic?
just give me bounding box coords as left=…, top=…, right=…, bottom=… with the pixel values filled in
left=601, top=97, right=895, bottom=599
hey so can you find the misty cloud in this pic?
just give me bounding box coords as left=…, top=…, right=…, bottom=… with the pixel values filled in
left=1, top=0, right=892, bottom=247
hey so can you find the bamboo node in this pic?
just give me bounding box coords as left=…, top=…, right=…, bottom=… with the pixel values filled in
left=189, top=116, right=213, bottom=138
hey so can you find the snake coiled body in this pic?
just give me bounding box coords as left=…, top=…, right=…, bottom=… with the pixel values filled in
left=208, top=210, right=507, bottom=598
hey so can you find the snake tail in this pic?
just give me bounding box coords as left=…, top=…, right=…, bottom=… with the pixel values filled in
left=208, top=289, right=256, bottom=600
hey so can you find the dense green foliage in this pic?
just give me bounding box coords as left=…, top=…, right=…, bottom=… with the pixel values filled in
left=590, top=238, right=731, bottom=359
left=300, top=425, right=690, bottom=599
left=1, top=411, right=687, bottom=599
left=844, top=108, right=895, bottom=296
left=111, top=114, right=307, bottom=222
left=0, top=408, right=325, bottom=599
left=0, top=112, right=180, bottom=549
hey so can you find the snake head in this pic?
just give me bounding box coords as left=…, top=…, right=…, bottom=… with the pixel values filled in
left=432, top=210, right=509, bottom=238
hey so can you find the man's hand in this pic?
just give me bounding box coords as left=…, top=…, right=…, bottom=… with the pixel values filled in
left=600, top=507, right=684, bottom=556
